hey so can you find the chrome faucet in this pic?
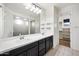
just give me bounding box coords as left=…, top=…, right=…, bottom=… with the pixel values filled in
left=19, top=33, right=24, bottom=40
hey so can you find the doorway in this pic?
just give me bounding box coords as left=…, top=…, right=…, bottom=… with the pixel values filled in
left=59, top=18, right=70, bottom=47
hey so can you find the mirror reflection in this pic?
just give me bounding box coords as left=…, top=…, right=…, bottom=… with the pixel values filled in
left=1, top=3, right=41, bottom=39
left=13, top=16, right=29, bottom=36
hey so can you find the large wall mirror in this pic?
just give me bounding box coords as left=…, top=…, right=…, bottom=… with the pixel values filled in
left=1, top=3, right=40, bottom=39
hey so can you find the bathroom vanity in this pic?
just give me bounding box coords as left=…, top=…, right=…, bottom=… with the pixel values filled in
left=0, top=4, right=53, bottom=56
left=0, top=34, right=53, bottom=56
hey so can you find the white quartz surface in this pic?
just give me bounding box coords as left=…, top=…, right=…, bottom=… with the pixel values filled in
left=0, top=33, right=53, bottom=54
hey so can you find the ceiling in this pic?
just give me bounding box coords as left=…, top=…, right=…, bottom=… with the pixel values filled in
left=3, top=3, right=39, bottom=18
left=54, top=3, right=79, bottom=8
left=3, top=3, right=79, bottom=16
left=38, top=3, right=79, bottom=9
left=36, top=3, right=53, bottom=10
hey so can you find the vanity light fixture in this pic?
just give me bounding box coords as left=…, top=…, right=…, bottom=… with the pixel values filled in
left=23, top=3, right=42, bottom=14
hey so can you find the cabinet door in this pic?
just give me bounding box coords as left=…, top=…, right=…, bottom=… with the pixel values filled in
left=38, top=43, right=45, bottom=56
left=46, top=38, right=50, bottom=52
left=49, top=36, right=53, bottom=49
left=26, top=46, right=38, bottom=56
left=38, top=39, right=46, bottom=56
left=39, top=39, right=45, bottom=51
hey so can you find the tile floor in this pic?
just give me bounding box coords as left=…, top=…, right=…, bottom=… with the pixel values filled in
left=45, top=45, right=79, bottom=56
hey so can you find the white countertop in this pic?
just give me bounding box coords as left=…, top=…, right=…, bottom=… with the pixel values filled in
left=0, top=33, right=53, bottom=54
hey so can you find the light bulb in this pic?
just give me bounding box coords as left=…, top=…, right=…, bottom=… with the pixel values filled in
left=30, top=5, right=35, bottom=11
left=36, top=9, right=42, bottom=14
left=33, top=7, right=39, bottom=13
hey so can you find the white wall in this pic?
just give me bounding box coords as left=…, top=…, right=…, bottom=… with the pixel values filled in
left=53, top=6, right=59, bottom=48
left=70, top=5, right=79, bottom=50
left=40, top=9, right=46, bottom=34
left=40, top=4, right=59, bottom=48
left=40, top=4, right=54, bottom=48
left=40, top=4, right=54, bottom=35
left=45, top=4, right=54, bottom=35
